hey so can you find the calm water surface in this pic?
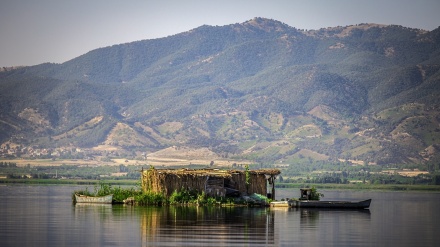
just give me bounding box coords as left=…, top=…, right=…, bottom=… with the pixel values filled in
left=0, top=185, right=439, bottom=246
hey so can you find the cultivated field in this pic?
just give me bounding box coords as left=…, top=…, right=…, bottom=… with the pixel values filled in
left=2, top=146, right=250, bottom=168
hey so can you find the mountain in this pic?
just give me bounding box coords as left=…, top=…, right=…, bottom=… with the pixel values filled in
left=1, top=17, right=440, bottom=166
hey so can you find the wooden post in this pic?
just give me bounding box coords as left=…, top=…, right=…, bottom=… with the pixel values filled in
left=141, top=167, right=144, bottom=192
left=271, top=175, right=276, bottom=200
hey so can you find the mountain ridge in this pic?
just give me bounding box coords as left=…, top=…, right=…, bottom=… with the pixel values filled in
left=1, top=18, right=439, bottom=166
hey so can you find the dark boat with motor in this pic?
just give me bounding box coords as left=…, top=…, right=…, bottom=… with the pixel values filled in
left=285, top=198, right=371, bottom=208
left=270, top=188, right=371, bottom=209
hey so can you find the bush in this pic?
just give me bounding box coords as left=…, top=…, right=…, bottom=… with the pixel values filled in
left=169, top=188, right=198, bottom=204
left=73, top=181, right=142, bottom=203
left=134, top=192, right=166, bottom=205
left=310, top=186, right=324, bottom=200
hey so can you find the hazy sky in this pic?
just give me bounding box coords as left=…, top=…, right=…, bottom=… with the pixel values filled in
left=1, top=0, right=439, bottom=67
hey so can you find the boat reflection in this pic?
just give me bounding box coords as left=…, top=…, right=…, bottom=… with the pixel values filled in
left=270, top=206, right=371, bottom=229
left=73, top=203, right=113, bottom=221
left=299, top=208, right=370, bottom=225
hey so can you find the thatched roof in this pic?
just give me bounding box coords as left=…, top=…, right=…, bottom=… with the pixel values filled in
left=142, top=168, right=281, bottom=177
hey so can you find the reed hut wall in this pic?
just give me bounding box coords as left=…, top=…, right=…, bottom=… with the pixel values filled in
left=141, top=169, right=272, bottom=197
left=230, top=173, right=267, bottom=195
left=141, top=169, right=207, bottom=197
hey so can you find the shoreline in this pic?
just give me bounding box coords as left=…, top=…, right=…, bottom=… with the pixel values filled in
left=0, top=178, right=138, bottom=186
left=277, top=183, right=440, bottom=191
left=1, top=178, right=439, bottom=191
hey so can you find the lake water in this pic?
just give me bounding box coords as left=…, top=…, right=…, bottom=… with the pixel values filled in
left=0, top=185, right=439, bottom=246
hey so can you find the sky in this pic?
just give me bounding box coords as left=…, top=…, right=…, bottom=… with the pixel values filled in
left=0, top=0, right=439, bottom=67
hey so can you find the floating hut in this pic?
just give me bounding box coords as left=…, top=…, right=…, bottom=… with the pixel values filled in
left=141, top=168, right=281, bottom=199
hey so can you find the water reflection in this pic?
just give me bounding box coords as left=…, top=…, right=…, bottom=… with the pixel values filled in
left=2, top=186, right=439, bottom=247
left=70, top=203, right=375, bottom=246
left=139, top=206, right=275, bottom=246
left=299, top=208, right=370, bottom=228
left=272, top=207, right=371, bottom=227
left=74, top=203, right=113, bottom=220
left=299, top=208, right=371, bottom=217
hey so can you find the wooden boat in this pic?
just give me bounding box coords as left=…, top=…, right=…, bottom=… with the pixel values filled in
left=270, top=199, right=371, bottom=209
left=287, top=199, right=371, bottom=209
left=270, top=188, right=371, bottom=209
left=75, top=194, right=113, bottom=204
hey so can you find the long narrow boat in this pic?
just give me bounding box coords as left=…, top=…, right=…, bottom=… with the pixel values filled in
left=270, top=188, right=371, bottom=209
left=270, top=199, right=371, bottom=209
left=289, top=199, right=371, bottom=209
left=75, top=194, right=113, bottom=204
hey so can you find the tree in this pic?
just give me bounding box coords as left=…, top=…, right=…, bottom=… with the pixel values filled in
left=433, top=174, right=440, bottom=185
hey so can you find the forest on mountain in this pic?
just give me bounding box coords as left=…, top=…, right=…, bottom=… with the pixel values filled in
left=1, top=18, right=440, bottom=167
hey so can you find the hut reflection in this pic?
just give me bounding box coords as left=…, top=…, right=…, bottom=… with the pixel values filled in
left=140, top=206, right=275, bottom=246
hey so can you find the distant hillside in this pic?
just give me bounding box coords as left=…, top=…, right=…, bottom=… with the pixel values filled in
left=1, top=18, right=440, bottom=165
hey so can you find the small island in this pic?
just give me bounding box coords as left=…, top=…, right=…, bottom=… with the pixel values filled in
left=74, top=166, right=281, bottom=206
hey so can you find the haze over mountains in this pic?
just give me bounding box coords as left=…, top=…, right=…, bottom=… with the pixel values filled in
left=1, top=18, right=440, bottom=166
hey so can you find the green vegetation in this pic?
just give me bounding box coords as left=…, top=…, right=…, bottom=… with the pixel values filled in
left=134, top=191, right=167, bottom=205
left=275, top=159, right=440, bottom=186
left=0, top=162, right=141, bottom=180
left=0, top=178, right=136, bottom=185
left=309, top=186, right=324, bottom=200
left=276, top=183, right=440, bottom=191
left=245, top=164, right=250, bottom=193
left=72, top=181, right=144, bottom=204
left=168, top=189, right=236, bottom=206
left=2, top=161, right=440, bottom=188
left=72, top=182, right=244, bottom=206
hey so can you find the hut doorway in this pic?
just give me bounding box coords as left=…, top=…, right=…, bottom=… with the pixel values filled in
left=205, top=176, right=240, bottom=197
left=266, top=175, right=276, bottom=199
